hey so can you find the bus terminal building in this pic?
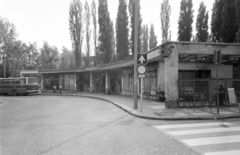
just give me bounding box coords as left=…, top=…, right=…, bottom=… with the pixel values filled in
left=38, top=42, right=240, bottom=108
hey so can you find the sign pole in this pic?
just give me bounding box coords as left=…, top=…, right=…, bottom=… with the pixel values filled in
left=216, top=63, right=219, bottom=114
left=133, top=0, right=139, bottom=109
left=141, top=77, right=143, bottom=112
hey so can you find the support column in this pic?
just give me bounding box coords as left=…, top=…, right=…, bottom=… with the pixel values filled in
left=74, top=73, right=77, bottom=92
left=121, top=76, right=123, bottom=95
left=105, top=71, right=109, bottom=94
left=90, top=72, right=93, bottom=92
left=157, top=61, right=165, bottom=92
left=40, top=74, right=44, bottom=92
left=164, top=48, right=179, bottom=108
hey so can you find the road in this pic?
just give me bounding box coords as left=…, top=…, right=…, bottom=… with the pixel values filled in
left=0, top=95, right=239, bottom=155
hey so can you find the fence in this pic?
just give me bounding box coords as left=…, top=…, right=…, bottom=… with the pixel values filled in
left=178, top=79, right=240, bottom=107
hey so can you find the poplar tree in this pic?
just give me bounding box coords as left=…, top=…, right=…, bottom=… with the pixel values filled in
left=236, top=0, right=240, bottom=42
left=211, top=0, right=224, bottom=42
left=91, top=0, right=98, bottom=59
left=149, top=24, right=158, bottom=49
left=142, top=24, right=149, bottom=53
left=69, top=0, right=84, bottom=67
left=160, top=0, right=171, bottom=42
left=129, top=0, right=142, bottom=55
left=84, top=1, right=91, bottom=66
left=98, top=0, right=112, bottom=64
left=116, top=0, right=129, bottom=60
left=221, top=0, right=238, bottom=43
left=196, top=1, right=209, bottom=42
left=178, top=0, right=194, bottom=41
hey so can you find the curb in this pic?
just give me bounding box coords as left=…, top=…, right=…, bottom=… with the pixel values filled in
left=36, top=93, right=240, bottom=120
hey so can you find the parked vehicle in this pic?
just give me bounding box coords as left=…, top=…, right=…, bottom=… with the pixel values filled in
left=0, top=77, right=39, bottom=95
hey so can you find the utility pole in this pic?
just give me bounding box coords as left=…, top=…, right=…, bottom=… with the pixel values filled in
left=134, top=0, right=139, bottom=109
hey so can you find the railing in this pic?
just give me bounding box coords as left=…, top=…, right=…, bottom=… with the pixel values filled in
left=178, top=79, right=240, bottom=107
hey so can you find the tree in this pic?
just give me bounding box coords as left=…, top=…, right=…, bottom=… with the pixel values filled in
left=91, top=0, right=98, bottom=60
left=39, top=42, right=59, bottom=69
left=109, top=20, right=115, bottom=61
left=160, top=0, right=171, bottom=42
left=129, top=0, right=142, bottom=55
left=84, top=1, right=91, bottom=67
left=178, top=0, right=194, bottom=41
left=116, top=0, right=129, bottom=60
left=59, top=47, right=74, bottom=69
left=98, top=0, right=112, bottom=64
left=196, top=1, right=209, bottom=42
left=211, top=0, right=224, bottom=42
left=149, top=24, right=158, bottom=49
left=236, top=0, right=240, bottom=42
left=221, top=0, right=238, bottom=43
left=142, top=24, right=149, bottom=53
left=69, top=0, right=84, bottom=67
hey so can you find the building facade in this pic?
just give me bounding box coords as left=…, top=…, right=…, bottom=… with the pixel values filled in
left=39, top=42, right=240, bottom=108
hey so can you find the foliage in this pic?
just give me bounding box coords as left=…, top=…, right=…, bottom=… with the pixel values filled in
left=236, top=0, right=240, bottom=42
left=211, top=0, right=239, bottom=43
left=69, top=0, right=84, bottom=67
left=84, top=1, right=91, bottom=67
left=38, top=42, right=59, bottom=69
left=160, top=0, right=171, bottom=42
left=196, top=2, right=209, bottom=42
left=220, top=0, right=238, bottom=43
left=98, top=0, right=112, bottom=64
left=129, top=0, right=142, bottom=55
left=0, top=17, right=39, bottom=77
left=59, top=47, right=74, bottom=69
left=149, top=24, right=158, bottom=49
left=91, top=0, right=98, bottom=59
left=116, top=0, right=129, bottom=60
left=178, top=0, right=194, bottom=41
left=142, top=24, right=149, bottom=53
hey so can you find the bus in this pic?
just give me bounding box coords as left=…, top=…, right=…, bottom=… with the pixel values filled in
left=0, top=77, right=39, bottom=96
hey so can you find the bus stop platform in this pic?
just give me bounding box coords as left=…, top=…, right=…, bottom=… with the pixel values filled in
left=38, top=92, right=240, bottom=120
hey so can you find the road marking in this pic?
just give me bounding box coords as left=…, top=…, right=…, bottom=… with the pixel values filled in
left=167, top=127, right=240, bottom=136
left=204, top=150, right=240, bottom=155
left=155, top=122, right=232, bottom=129
left=182, top=135, right=240, bottom=146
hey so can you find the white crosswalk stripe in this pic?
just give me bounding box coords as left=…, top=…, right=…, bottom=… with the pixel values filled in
left=154, top=122, right=240, bottom=155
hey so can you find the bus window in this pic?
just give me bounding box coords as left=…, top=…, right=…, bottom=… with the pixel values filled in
left=12, top=80, right=20, bottom=84
left=20, top=79, right=26, bottom=85
left=28, top=77, right=38, bottom=85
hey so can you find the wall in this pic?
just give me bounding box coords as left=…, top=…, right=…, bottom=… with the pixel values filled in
left=179, top=62, right=233, bottom=78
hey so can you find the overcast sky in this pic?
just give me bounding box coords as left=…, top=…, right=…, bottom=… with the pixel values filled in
left=0, top=0, right=214, bottom=53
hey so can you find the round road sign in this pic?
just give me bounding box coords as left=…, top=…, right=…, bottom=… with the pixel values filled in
left=137, top=65, right=147, bottom=74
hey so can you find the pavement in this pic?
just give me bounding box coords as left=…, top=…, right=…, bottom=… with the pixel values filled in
left=33, top=92, right=240, bottom=120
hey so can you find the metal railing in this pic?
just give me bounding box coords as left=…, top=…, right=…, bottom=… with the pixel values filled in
left=178, top=79, right=240, bottom=107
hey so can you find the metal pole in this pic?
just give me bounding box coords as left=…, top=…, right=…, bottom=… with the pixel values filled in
left=141, top=77, right=143, bottom=112
left=133, top=0, right=139, bottom=109
left=216, top=64, right=219, bottom=114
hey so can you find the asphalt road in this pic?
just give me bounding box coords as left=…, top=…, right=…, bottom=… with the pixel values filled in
left=0, top=95, right=199, bottom=155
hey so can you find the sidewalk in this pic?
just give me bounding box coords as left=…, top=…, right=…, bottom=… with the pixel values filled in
left=38, top=92, right=240, bottom=120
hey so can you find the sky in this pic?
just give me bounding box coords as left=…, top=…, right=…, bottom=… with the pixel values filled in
left=0, top=0, right=215, bottom=53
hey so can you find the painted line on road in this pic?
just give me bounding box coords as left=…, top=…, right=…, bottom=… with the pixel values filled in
left=155, top=122, right=232, bottom=129
left=182, top=135, right=240, bottom=146
left=204, top=150, right=240, bottom=155
left=167, top=127, right=240, bottom=136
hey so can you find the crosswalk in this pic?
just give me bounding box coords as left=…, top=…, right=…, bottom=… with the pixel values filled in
left=155, top=122, right=240, bottom=155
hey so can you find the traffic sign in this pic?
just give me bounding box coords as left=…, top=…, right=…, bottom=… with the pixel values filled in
left=137, top=54, right=147, bottom=64
left=137, top=64, right=147, bottom=75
